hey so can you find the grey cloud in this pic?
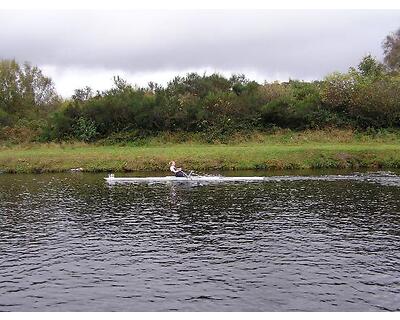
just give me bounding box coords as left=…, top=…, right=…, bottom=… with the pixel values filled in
left=1, top=10, right=400, bottom=79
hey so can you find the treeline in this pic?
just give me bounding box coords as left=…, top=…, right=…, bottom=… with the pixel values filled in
left=46, top=58, right=400, bottom=142
left=1, top=28, right=400, bottom=143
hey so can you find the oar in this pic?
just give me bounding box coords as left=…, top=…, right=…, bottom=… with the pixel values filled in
left=182, top=170, right=192, bottom=179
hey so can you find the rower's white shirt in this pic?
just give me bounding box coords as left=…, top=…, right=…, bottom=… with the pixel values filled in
left=170, top=165, right=178, bottom=173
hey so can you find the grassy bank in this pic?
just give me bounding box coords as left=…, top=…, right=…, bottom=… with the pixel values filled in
left=1, top=130, right=400, bottom=173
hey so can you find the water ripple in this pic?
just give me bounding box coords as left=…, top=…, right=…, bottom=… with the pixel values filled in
left=0, top=171, right=399, bottom=311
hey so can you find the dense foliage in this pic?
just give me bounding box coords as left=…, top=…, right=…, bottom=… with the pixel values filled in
left=0, top=60, right=60, bottom=123
left=43, top=56, right=400, bottom=142
left=0, top=59, right=60, bottom=142
left=1, top=27, right=400, bottom=143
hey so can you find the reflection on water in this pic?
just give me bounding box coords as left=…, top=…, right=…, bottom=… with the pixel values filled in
left=0, top=171, right=399, bottom=311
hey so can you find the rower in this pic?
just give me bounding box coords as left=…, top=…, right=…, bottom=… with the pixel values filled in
left=169, top=161, right=187, bottom=178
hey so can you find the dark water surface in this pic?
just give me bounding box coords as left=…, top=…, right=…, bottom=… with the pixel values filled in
left=0, top=170, right=399, bottom=311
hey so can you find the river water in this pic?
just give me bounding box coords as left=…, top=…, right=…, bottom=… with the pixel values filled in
left=0, top=170, right=399, bottom=311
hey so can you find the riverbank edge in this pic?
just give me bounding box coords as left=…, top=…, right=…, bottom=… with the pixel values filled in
left=1, top=143, right=400, bottom=174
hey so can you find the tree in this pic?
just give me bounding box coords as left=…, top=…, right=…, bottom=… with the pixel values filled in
left=383, top=28, right=400, bottom=71
left=72, top=86, right=93, bottom=102
left=357, top=54, right=385, bottom=78
left=0, top=59, right=60, bottom=119
left=321, top=72, right=356, bottom=113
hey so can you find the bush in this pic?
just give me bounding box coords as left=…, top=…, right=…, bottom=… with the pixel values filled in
left=0, top=108, right=11, bottom=126
left=322, top=62, right=400, bottom=128
left=72, top=117, right=98, bottom=142
left=261, top=81, right=327, bottom=129
left=349, top=76, right=400, bottom=128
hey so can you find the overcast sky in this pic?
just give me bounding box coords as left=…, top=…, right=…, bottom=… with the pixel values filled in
left=1, top=9, right=399, bottom=97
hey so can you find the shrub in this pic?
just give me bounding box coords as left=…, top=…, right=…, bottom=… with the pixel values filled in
left=72, top=117, right=98, bottom=142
